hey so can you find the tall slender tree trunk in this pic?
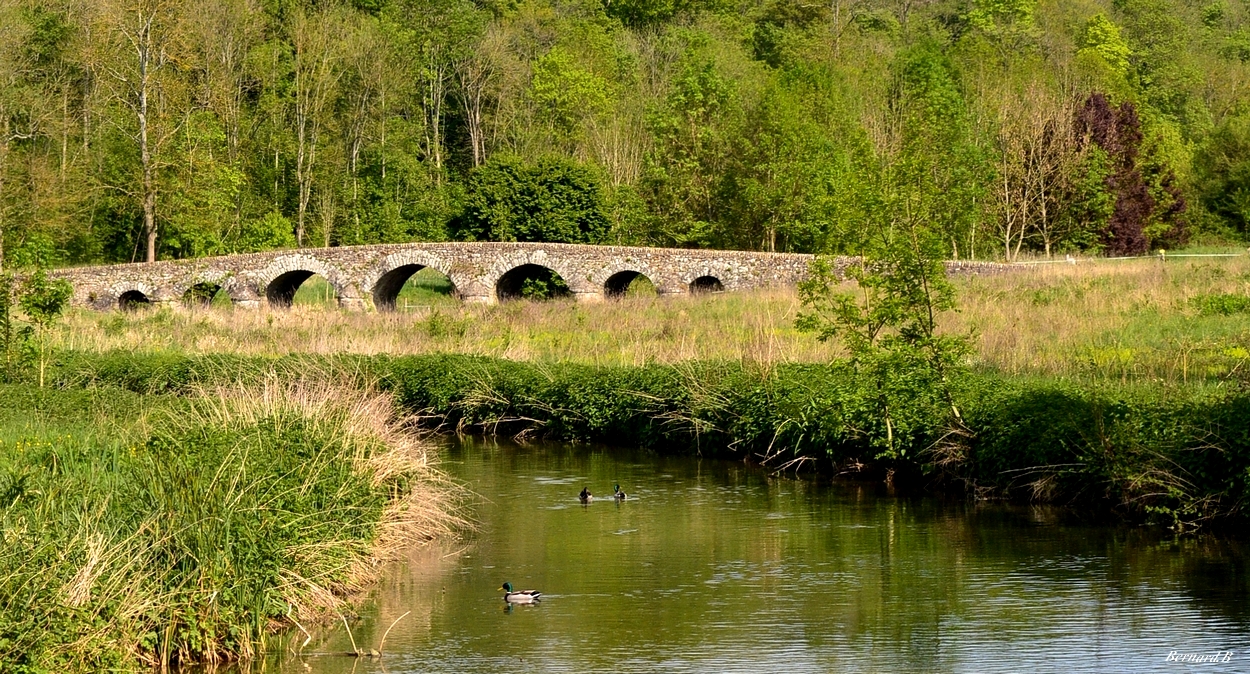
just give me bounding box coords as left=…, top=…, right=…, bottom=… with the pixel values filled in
left=119, top=5, right=162, bottom=264
left=295, top=110, right=309, bottom=246
left=140, top=71, right=155, bottom=261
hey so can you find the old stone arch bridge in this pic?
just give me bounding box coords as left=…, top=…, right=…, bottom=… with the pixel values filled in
left=51, top=242, right=821, bottom=311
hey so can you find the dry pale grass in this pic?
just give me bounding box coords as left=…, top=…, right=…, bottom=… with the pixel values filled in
left=955, top=256, right=1250, bottom=380
left=184, top=378, right=470, bottom=625
left=58, top=289, right=841, bottom=365
left=53, top=255, right=1250, bottom=380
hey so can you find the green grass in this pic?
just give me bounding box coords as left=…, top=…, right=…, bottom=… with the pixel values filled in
left=0, top=381, right=461, bottom=671
left=291, top=274, right=337, bottom=307
left=393, top=267, right=458, bottom=310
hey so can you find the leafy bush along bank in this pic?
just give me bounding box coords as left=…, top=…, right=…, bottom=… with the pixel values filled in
left=55, top=351, right=1250, bottom=528
left=0, top=383, right=461, bottom=670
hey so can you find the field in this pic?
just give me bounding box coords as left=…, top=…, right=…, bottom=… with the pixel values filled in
left=55, top=256, right=1250, bottom=383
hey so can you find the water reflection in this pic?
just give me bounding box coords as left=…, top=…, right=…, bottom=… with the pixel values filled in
left=237, top=438, right=1250, bottom=674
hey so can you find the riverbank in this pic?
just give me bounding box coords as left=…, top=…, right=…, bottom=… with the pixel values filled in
left=0, top=381, right=463, bottom=670
left=49, top=255, right=1250, bottom=382
left=50, top=350, right=1250, bottom=530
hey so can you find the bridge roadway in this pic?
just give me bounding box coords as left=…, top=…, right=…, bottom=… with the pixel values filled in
left=50, top=241, right=822, bottom=311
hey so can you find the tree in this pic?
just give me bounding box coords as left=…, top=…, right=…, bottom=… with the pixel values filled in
left=1079, top=13, right=1132, bottom=75
left=450, top=154, right=609, bottom=243
left=643, top=48, right=737, bottom=248
left=890, top=46, right=989, bottom=260
left=290, top=6, right=342, bottom=247
left=991, top=81, right=1080, bottom=259
left=529, top=47, right=611, bottom=147
left=183, top=0, right=263, bottom=241
left=797, top=164, right=970, bottom=461
left=1075, top=93, right=1153, bottom=255
left=0, top=0, right=41, bottom=271
left=98, top=0, right=181, bottom=263
left=728, top=74, right=848, bottom=253
left=1196, top=112, right=1250, bottom=236
left=18, top=268, right=71, bottom=387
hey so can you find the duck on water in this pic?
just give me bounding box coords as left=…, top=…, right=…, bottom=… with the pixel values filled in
left=500, top=582, right=541, bottom=603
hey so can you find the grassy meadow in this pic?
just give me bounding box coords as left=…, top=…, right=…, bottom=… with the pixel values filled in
left=56, top=255, right=1250, bottom=384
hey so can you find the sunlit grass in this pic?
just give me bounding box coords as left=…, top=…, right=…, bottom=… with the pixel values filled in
left=54, top=256, right=1250, bottom=382
left=0, top=381, right=465, bottom=668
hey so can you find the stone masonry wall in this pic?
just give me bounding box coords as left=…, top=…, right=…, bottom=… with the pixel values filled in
left=51, top=242, right=820, bottom=311
left=49, top=242, right=1016, bottom=311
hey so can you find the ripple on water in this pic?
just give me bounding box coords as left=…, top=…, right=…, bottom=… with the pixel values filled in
left=264, top=439, right=1250, bottom=674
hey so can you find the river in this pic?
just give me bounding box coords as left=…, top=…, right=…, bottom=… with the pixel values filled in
left=247, top=438, right=1249, bottom=673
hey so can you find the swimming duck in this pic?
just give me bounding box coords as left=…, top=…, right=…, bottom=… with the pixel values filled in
left=579, top=487, right=593, bottom=503
left=613, top=484, right=627, bottom=500
left=500, top=582, right=541, bottom=603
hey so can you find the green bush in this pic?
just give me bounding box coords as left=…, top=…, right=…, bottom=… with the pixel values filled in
left=1190, top=292, right=1250, bottom=316
left=45, top=350, right=1250, bottom=528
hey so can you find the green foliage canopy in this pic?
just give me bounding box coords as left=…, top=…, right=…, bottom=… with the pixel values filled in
left=450, top=156, right=610, bottom=244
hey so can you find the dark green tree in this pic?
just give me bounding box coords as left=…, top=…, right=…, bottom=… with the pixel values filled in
left=1196, top=112, right=1250, bottom=237
left=450, top=155, right=610, bottom=244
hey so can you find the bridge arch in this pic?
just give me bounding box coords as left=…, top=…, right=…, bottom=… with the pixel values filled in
left=594, top=260, right=666, bottom=298
left=363, top=250, right=456, bottom=311
left=118, top=289, right=152, bottom=311
left=486, top=251, right=587, bottom=302
left=182, top=282, right=222, bottom=307
left=174, top=272, right=234, bottom=308
left=690, top=275, right=725, bottom=293
left=495, top=264, right=572, bottom=301
left=106, top=281, right=161, bottom=311
left=254, top=254, right=348, bottom=309
left=603, top=270, right=657, bottom=298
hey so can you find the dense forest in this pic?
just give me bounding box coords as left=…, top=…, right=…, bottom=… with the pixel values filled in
left=0, top=0, right=1247, bottom=267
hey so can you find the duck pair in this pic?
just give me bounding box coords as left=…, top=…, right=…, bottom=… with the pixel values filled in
left=579, top=485, right=627, bottom=503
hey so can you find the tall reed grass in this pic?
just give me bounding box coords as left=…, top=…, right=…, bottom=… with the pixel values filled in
left=0, top=380, right=464, bottom=670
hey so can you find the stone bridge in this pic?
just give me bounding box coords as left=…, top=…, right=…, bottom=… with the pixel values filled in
left=51, top=242, right=819, bottom=311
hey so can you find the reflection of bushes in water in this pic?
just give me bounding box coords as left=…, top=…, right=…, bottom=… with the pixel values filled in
left=519, top=274, right=570, bottom=300
left=52, top=350, right=1250, bottom=530
left=0, top=382, right=462, bottom=668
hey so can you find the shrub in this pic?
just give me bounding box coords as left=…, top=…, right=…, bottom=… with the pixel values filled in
left=1190, top=292, right=1250, bottom=316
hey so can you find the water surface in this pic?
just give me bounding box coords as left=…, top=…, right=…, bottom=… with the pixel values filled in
left=255, top=438, right=1250, bottom=673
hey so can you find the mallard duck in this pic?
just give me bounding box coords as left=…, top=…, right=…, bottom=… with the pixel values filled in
left=500, top=582, right=541, bottom=603
left=579, top=487, right=593, bottom=503
left=613, top=484, right=627, bottom=500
